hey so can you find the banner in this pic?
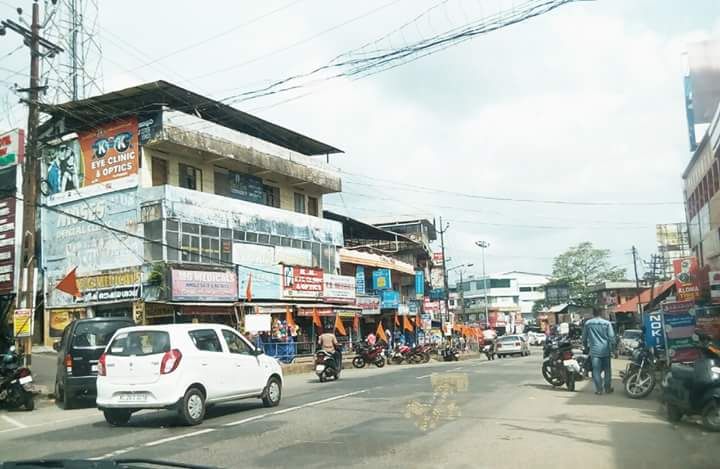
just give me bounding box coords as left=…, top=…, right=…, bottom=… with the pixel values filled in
left=356, top=295, right=380, bottom=315
left=0, top=129, right=24, bottom=168
left=415, top=270, right=425, bottom=299
left=282, top=266, right=323, bottom=298
left=13, top=309, right=32, bottom=337
left=643, top=310, right=665, bottom=351
left=49, top=308, right=86, bottom=338
left=323, top=274, right=356, bottom=304
left=355, top=266, right=365, bottom=295
left=663, top=306, right=698, bottom=363
left=695, top=305, right=720, bottom=342
left=673, top=257, right=700, bottom=302
left=372, top=268, right=391, bottom=291
left=171, top=268, right=238, bottom=301
left=380, top=290, right=399, bottom=309
left=80, top=116, right=139, bottom=187
left=238, top=264, right=282, bottom=300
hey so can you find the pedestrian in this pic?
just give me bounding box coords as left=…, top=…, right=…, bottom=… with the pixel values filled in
left=582, top=308, right=616, bottom=395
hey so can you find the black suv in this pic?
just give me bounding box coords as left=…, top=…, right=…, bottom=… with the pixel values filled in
left=53, top=317, right=134, bottom=408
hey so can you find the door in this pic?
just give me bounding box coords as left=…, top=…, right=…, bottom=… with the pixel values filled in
left=221, top=329, right=265, bottom=396
left=187, top=329, right=226, bottom=399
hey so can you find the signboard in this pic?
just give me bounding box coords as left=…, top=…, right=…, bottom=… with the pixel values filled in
left=0, top=197, right=17, bottom=294
left=356, top=295, right=380, bottom=315
left=663, top=300, right=694, bottom=314
left=245, top=314, right=272, bottom=333
left=282, top=266, right=323, bottom=298
left=0, top=129, right=24, bottom=168
left=673, top=257, right=700, bottom=302
left=380, top=290, right=399, bottom=309
left=663, top=305, right=698, bottom=363
left=171, top=269, right=238, bottom=301
left=415, top=270, right=425, bottom=299
left=238, top=264, right=282, bottom=300
left=423, top=297, right=440, bottom=313
left=228, top=171, right=264, bottom=204
left=80, top=116, right=139, bottom=187
left=430, top=267, right=444, bottom=289
left=323, top=274, right=356, bottom=304
left=13, top=308, right=32, bottom=337
left=355, top=266, right=365, bottom=295
left=49, top=308, right=86, bottom=338
left=138, top=112, right=163, bottom=144
left=643, top=310, right=665, bottom=351
left=372, top=268, right=391, bottom=291
left=695, top=305, right=720, bottom=342
left=432, top=251, right=444, bottom=266
left=710, top=271, right=720, bottom=304
left=430, top=288, right=445, bottom=300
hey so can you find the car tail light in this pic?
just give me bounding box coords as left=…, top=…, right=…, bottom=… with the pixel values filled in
left=64, top=354, right=73, bottom=374
left=98, top=353, right=107, bottom=376
left=160, top=349, right=182, bottom=374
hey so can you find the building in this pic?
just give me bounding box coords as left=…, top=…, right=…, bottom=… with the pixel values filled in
left=656, top=223, right=690, bottom=279
left=591, top=281, right=646, bottom=330
left=496, top=271, right=551, bottom=324
left=458, top=273, right=521, bottom=331
left=38, top=81, right=350, bottom=346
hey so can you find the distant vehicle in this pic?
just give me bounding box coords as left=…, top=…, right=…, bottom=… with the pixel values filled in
left=620, top=329, right=643, bottom=356
left=527, top=331, right=547, bottom=346
left=53, top=317, right=134, bottom=409
left=96, top=324, right=283, bottom=426
left=496, top=335, right=531, bottom=358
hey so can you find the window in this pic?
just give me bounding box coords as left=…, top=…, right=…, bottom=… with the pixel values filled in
left=179, top=164, right=202, bottom=191
left=214, top=167, right=230, bottom=197
left=108, top=331, right=170, bottom=356
left=151, top=157, right=168, bottom=186
left=281, top=237, right=291, bottom=247
left=292, top=239, right=302, bottom=249
left=71, top=321, right=123, bottom=349
left=311, top=243, right=321, bottom=268
left=167, top=220, right=179, bottom=261
left=246, top=232, right=258, bottom=243
left=263, top=184, right=280, bottom=208
left=258, top=233, right=270, bottom=244
left=144, top=220, right=163, bottom=261
left=222, top=330, right=252, bottom=354
left=188, top=329, right=222, bottom=352
left=490, top=279, right=511, bottom=289
left=270, top=235, right=281, bottom=246
left=233, top=230, right=245, bottom=241
left=519, top=287, right=532, bottom=292
left=294, top=192, right=306, bottom=214
left=308, top=196, right=319, bottom=216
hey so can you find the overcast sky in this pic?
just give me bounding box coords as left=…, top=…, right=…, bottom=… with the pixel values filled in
left=1, top=0, right=718, bottom=282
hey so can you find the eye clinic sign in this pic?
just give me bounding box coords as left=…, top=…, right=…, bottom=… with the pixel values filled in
left=79, top=116, right=139, bottom=186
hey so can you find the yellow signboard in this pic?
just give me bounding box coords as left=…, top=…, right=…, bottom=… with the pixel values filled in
left=13, top=308, right=32, bottom=337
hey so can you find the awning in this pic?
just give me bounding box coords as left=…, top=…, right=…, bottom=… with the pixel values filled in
left=338, top=248, right=415, bottom=275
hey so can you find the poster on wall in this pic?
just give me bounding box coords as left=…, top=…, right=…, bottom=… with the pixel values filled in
left=238, top=264, right=282, bottom=300
left=663, top=304, right=698, bottom=363
left=372, top=268, right=391, bottom=291
left=282, top=266, right=323, bottom=298
left=49, top=308, right=86, bottom=337
left=673, top=257, right=701, bottom=302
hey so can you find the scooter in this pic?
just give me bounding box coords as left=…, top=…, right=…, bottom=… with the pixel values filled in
left=0, top=346, right=35, bottom=411
left=661, top=331, right=720, bottom=431
left=315, top=349, right=341, bottom=383
left=352, top=342, right=386, bottom=368
left=483, top=340, right=496, bottom=360
left=441, top=345, right=460, bottom=362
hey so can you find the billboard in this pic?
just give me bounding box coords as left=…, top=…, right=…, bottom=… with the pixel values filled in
left=0, top=129, right=24, bottom=168
left=171, top=268, right=238, bottom=301
left=415, top=270, right=425, bottom=299
left=238, top=264, right=282, bottom=300
left=686, top=40, right=720, bottom=124
left=282, top=266, right=323, bottom=298
left=673, top=257, right=700, bottom=302
left=380, top=290, right=399, bottom=309
left=323, top=274, right=356, bottom=304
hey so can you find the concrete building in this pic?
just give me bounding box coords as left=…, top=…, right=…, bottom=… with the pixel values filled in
left=497, top=271, right=551, bottom=323
left=656, top=223, right=691, bottom=279
left=458, top=273, right=520, bottom=330
left=38, top=81, right=349, bottom=345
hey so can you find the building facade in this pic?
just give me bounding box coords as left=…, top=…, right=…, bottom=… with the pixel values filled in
left=497, top=271, right=551, bottom=320
left=656, top=223, right=691, bottom=279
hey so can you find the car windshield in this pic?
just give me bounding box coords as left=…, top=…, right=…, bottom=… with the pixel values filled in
left=107, top=331, right=171, bottom=356
left=71, top=321, right=127, bottom=350
left=500, top=336, right=519, bottom=342
left=623, top=331, right=642, bottom=340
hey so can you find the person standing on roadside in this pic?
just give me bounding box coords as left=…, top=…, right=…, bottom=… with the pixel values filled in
left=582, top=308, right=616, bottom=395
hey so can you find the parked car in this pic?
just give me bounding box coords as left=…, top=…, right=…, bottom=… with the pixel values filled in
left=96, top=323, right=283, bottom=426
left=527, top=332, right=546, bottom=346
left=53, top=317, right=135, bottom=409
left=495, top=335, right=531, bottom=358
left=619, top=329, right=643, bottom=356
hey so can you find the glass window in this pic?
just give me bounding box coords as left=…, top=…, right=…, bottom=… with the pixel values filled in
left=222, top=330, right=252, bottom=354
left=181, top=234, right=200, bottom=262
left=270, top=235, right=281, bottom=246
left=71, top=321, right=125, bottom=350
left=258, top=233, right=270, bottom=244
left=302, top=241, right=311, bottom=250
left=490, top=279, right=511, bottom=289
left=167, top=220, right=179, bottom=232
left=144, top=220, right=163, bottom=261
left=263, top=185, right=280, bottom=208
left=233, top=230, right=245, bottom=241
left=221, top=228, right=232, bottom=239
left=294, top=192, right=306, bottom=214
left=179, top=164, right=202, bottom=191
left=246, top=232, right=258, bottom=243
left=188, top=329, right=222, bottom=352
left=108, top=331, right=170, bottom=356
left=167, top=231, right=179, bottom=261
left=311, top=243, right=321, bottom=268
left=183, top=223, right=199, bottom=235
left=202, top=225, right=219, bottom=237
left=308, top=196, right=319, bottom=216
left=292, top=239, right=302, bottom=249
left=281, top=237, right=291, bottom=247
left=519, top=287, right=532, bottom=292
left=151, top=158, right=168, bottom=186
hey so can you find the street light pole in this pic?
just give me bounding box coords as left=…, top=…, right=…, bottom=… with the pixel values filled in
left=475, top=241, right=490, bottom=328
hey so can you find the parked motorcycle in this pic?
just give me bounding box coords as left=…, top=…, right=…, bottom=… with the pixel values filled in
left=620, top=336, right=659, bottom=399
left=352, top=342, right=386, bottom=368
left=542, top=335, right=587, bottom=391
left=0, top=346, right=35, bottom=411
left=315, top=350, right=341, bottom=382
left=415, top=343, right=435, bottom=363
left=441, top=345, right=460, bottom=362
left=661, top=331, right=720, bottom=431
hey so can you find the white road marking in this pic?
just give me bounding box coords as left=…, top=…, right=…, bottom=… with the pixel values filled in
left=416, top=374, right=433, bottom=379
left=223, top=413, right=268, bottom=427
left=89, top=446, right=138, bottom=461
left=144, top=428, right=216, bottom=447
left=1, top=415, right=27, bottom=429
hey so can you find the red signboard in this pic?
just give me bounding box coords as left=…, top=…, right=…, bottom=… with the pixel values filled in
left=0, top=197, right=17, bottom=294
left=423, top=297, right=440, bottom=313
left=79, top=116, right=139, bottom=186
left=282, top=266, right=323, bottom=298
left=662, top=300, right=695, bottom=314
left=673, top=257, right=701, bottom=302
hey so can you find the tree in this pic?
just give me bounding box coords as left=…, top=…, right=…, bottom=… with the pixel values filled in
left=551, top=242, right=626, bottom=307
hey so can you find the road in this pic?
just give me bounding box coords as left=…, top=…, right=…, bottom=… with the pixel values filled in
left=1, top=353, right=718, bottom=469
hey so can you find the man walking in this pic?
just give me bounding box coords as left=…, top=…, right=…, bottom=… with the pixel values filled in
left=582, top=309, right=616, bottom=395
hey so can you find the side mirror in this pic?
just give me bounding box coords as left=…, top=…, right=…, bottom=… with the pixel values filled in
left=52, top=341, right=60, bottom=352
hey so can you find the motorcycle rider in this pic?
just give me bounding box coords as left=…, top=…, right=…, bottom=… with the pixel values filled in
left=318, top=331, right=342, bottom=370
left=582, top=308, right=616, bottom=395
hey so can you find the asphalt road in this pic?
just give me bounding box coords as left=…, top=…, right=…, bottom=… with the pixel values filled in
left=2, top=353, right=719, bottom=469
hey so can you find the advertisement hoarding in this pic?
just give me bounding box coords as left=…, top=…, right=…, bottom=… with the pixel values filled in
left=380, top=290, right=399, bottom=309
left=663, top=304, right=698, bottom=363
left=356, top=295, right=380, bottom=315
left=282, top=266, right=323, bottom=298
left=673, top=257, right=701, bottom=302
left=355, top=266, right=366, bottom=295
left=0, top=196, right=18, bottom=294
left=323, top=274, right=356, bottom=304
left=238, top=264, right=282, bottom=300
left=372, top=268, right=391, bottom=291
left=13, top=309, right=32, bottom=337
left=171, top=268, right=238, bottom=301
left=415, top=270, right=425, bottom=299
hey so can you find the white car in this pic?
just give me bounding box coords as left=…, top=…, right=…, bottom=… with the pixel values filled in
left=96, top=324, right=283, bottom=426
left=620, top=329, right=642, bottom=355
left=526, top=332, right=546, bottom=346
left=495, top=335, right=531, bottom=358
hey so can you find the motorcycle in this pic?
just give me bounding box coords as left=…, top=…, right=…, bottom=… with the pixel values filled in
left=390, top=344, right=421, bottom=364
left=315, top=349, right=341, bottom=382
left=542, top=335, right=587, bottom=391
left=483, top=340, right=496, bottom=360
left=620, top=336, right=659, bottom=399
left=352, top=342, right=386, bottom=368
left=0, top=346, right=35, bottom=411
left=441, top=345, right=460, bottom=362
left=415, top=343, right=435, bottom=363
left=661, top=331, right=720, bottom=432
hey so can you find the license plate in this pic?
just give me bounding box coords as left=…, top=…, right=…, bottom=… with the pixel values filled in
left=315, top=365, right=325, bottom=372
left=563, top=359, right=578, bottom=367
left=18, top=376, right=32, bottom=385
left=119, top=393, right=147, bottom=402
left=91, top=364, right=98, bottom=372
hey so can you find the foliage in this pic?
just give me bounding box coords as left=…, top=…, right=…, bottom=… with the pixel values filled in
left=551, top=242, right=626, bottom=307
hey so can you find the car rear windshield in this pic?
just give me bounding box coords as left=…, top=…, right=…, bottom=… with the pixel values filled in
left=623, top=330, right=642, bottom=339
left=71, top=321, right=130, bottom=349
left=107, top=331, right=171, bottom=356
left=500, top=336, right=519, bottom=342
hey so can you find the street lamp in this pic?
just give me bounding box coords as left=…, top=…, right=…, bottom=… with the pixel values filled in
left=475, top=241, right=490, bottom=327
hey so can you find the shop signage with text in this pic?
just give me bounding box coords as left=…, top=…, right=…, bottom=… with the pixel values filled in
left=355, top=266, right=365, bottom=295
left=673, top=257, right=700, bottom=301
left=323, top=274, right=356, bottom=303
left=372, top=268, right=391, bottom=291
left=80, top=116, right=139, bottom=187
left=0, top=197, right=17, bottom=294
left=171, top=268, right=238, bottom=301
left=0, top=129, right=24, bottom=168
left=356, top=295, right=380, bottom=315
left=282, top=266, right=323, bottom=298
left=13, top=309, right=32, bottom=337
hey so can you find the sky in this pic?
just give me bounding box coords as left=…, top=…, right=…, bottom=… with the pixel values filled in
left=1, top=0, right=718, bottom=284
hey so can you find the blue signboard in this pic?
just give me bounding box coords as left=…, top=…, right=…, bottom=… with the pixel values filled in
left=415, top=270, right=425, bottom=298
left=373, top=268, right=392, bottom=291
left=430, top=288, right=445, bottom=300
left=408, top=301, right=419, bottom=314
left=380, top=290, right=399, bottom=309
left=643, top=310, right=665, bottom=351
left=355, top=266, right=366, bottom=295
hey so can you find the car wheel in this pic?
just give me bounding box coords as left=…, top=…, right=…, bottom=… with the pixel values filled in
left=103, top=409, right=132, bottom=426
left=179, top=387, right=205, bottom=426
left=262, top=377, right=282, bottom=408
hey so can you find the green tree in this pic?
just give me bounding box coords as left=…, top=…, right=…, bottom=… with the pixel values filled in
left=551, top=242, right=626, bottom=307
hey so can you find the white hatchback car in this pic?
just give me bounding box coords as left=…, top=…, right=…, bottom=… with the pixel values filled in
left=96, top=324, right=283, bottom=426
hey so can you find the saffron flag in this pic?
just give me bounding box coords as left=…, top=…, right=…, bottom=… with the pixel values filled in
left=376, top=322, right=387, bottom=342
left=285, top=306, right=296, bottom=329
left=394, top=313, right=400, bottom=327
left=245, top=273, right=253, bottom=302
left=334, top=315, right=347, bottom=336
left=353, top=314, right=359, bottom=331
left=403, top=314, right=414, bottom=332
left=312, top=307, right=322, bottom=329
left=56, top=267, right=81, bottom=298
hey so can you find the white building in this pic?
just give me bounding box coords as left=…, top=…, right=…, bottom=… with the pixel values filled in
left=497, top=271, right=552, bottom=318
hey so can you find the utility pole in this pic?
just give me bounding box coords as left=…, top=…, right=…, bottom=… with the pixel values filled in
left=476, top=240, right=490, bottom=328
left=2, top=1, right=63, bottom=364
left=631, top=246, right=642, bottom=323
left=437, top=217, right=450, bottom=323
